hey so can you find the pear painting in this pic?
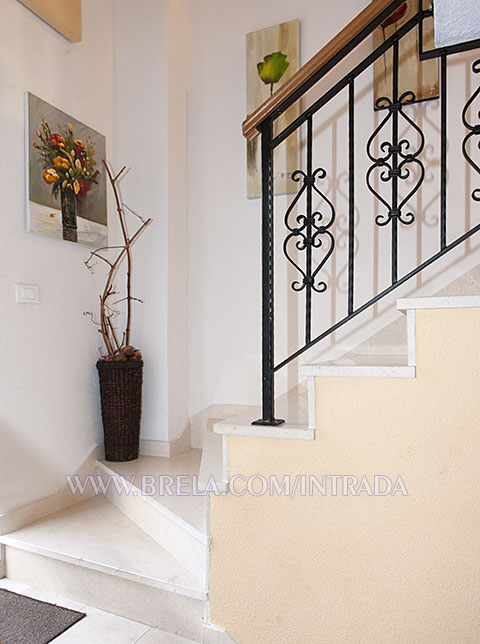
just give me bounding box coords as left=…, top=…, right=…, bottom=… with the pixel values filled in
left=257, top=51, right=290, bottom=96
left=246, top=20, right=300, bottom=199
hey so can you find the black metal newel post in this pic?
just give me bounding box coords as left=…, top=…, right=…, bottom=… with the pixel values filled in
left=253, top=119, right=285, bottom=427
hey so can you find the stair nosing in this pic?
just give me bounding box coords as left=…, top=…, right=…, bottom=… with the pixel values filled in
left=299, top=364, right=415, bottom=378
left=1, top=534, right=207, bottom=600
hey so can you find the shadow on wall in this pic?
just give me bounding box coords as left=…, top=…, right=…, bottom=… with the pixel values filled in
left=0, top=422, right=65, bottom=515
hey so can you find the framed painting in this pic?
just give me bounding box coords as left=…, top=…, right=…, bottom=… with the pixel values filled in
left=373, top=0, right=438, bottom=108
left=17, top=0, right=82, bottom=42
left=26, top=92, right=107, bottom=247
left=246, top=19, right=300, bottom=199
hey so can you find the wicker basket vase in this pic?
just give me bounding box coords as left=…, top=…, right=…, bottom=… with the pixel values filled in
left=96, top=359, right=143, bottom=462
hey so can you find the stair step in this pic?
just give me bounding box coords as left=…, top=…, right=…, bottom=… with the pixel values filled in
left=300, top=354, right=414, bottom=378
left=98, top=451, right=206, bottom=535
left=397, top=295, right=480, bottom=310
left=1, top=497, right=205, bottom=639
left=214, top=405, right=314, bottom=441
left=96, top=452, right=209, bottom=583
left=1, top=496, right=205, bottom=598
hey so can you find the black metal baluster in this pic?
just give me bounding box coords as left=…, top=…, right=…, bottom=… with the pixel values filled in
left=391, top=38, right=399, bottom=285
left=253, top=119, right=284, bottom=427
left=462, top=59, right=480, bottom=202
left=305, top=116, right=313, bottom=343
left=348, top=78, right=355, bottom=314
left=440, top=51, right=447, bottom=248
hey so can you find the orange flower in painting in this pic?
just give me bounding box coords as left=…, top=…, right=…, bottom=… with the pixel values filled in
left=51, top=134, right=66, bottom=149
left=34, top=116, right=99, bottom=203
left=43, top=168, right=60, bottom=184
left=53, top=156, right=70, bottom=170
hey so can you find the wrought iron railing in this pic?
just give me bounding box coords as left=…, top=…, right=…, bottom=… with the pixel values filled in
left=245, top=0, right=480, bottom=426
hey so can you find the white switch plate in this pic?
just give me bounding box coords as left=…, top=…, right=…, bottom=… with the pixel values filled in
left=15, top=283, right=40, bottom=304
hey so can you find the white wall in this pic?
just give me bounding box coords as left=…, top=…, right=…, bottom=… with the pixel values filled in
left=0, top=0, right=187, bottom=514
left=187, top=0, right=480, bottom=419
left=114, top=0, right=190, bottom=444
left=166, top=0, right=190, bottom=442
left=114, top=0, right=171, bottom=443
left=0, top=0, right=115, bottom=513
left=187, top=0, right=369, bottom=418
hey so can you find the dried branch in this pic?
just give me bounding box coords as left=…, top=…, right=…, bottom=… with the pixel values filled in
left=111, top=296, right=145, bottom=306
left=122, top=202, right=148, bottom=224
left=85, top=161, right=152, bottom=360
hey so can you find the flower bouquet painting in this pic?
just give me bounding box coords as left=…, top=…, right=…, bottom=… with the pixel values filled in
left=26, top=92, right=107, bottom=247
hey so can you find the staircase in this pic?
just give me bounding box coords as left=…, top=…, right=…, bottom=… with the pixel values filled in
left=0, top=297, right=478, bottom=643
left=0, top=447, right=233, bottom=643
left=2, top=2, right=480, bottom=642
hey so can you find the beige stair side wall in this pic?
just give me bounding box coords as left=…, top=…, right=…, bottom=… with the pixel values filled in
left=209, top=307, right=480, bottom=644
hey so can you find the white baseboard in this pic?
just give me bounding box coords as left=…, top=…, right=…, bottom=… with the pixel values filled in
left=139, top=440, right=172, bottom=458
left=0, top=444, right=102, bottom=536
left=140, top=423, right=191, bottom=458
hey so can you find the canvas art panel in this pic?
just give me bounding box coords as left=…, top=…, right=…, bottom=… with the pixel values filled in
left=373, top=0, right=438, bottom=108
left=246, top=19, right=300, bottom=199
left=26, top=92, right=107, bottom=247
left=17, top=0, right=82, bottom=42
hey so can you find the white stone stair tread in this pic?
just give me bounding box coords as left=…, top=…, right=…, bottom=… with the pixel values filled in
left=98, top=451, right=206, bottom=536
left=1, top=496, right=206, bottom=600
left=299, top=353, right=414, bottom=377
left=198, top=420, right=226, bottom=492
left=214, top=406, right=314, bottom=440
left=397, top=295, right=480, bottom=310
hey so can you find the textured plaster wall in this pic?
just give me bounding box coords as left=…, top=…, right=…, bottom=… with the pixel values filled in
left=210, top=307, right=480, bottom=643
left=0, top=0, right=115, bottom=513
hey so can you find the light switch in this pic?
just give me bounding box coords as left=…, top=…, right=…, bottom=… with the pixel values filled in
left=15, top=283, right=40, bottom=304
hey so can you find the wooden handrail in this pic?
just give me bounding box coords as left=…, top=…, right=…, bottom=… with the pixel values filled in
left=242, top=0, right=403, bottom=141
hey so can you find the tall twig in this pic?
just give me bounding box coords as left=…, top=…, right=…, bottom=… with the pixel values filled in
left=85, top=161, right=152, bottom=358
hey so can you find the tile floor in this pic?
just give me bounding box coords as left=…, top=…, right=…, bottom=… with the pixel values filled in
left=0, top=578, right=196, bottom=643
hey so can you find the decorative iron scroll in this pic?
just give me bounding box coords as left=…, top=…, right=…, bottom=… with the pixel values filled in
left=283, top=168, right=336, bottom=294
left=366, top=91, right=425, bottom=226
left=462, top=59, right=480, bottom=202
